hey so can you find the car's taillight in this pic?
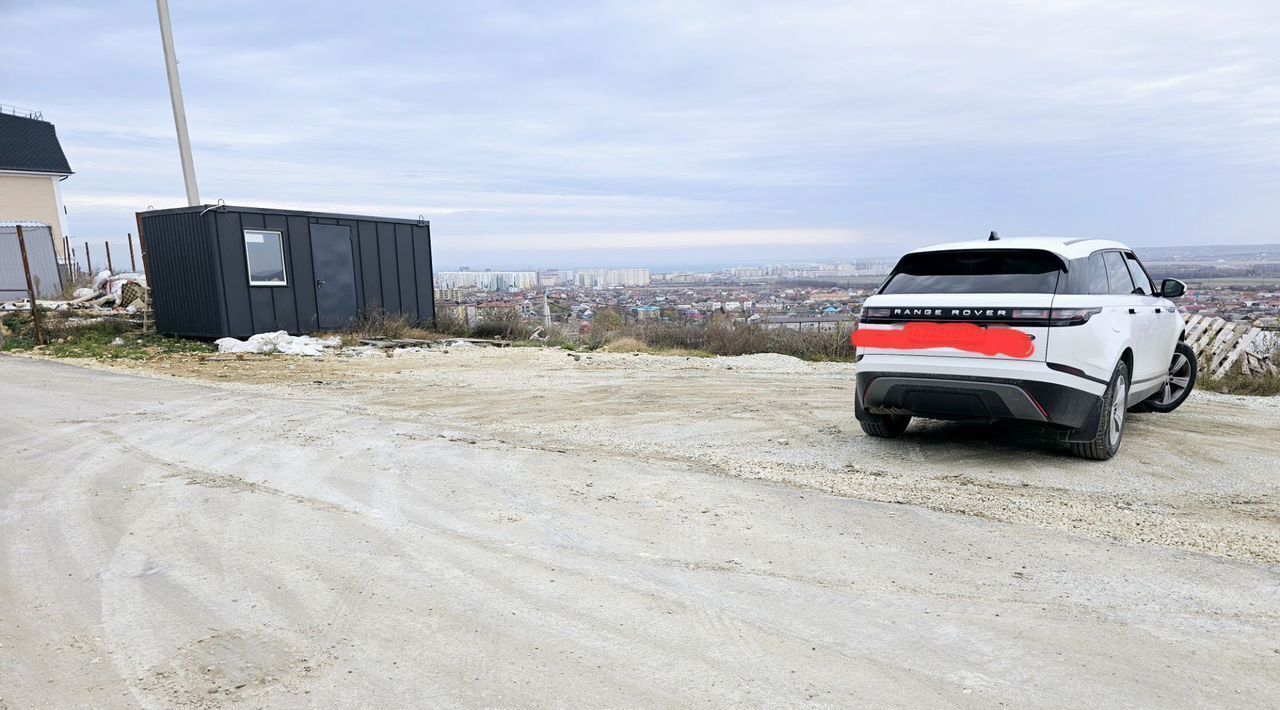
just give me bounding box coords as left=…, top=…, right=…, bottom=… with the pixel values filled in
left=1049, top=308, right=1102, bottom=325
left=1011, top=309, right=1050, bottom=320
left=1012, top=307, right=1102, bottom=326
left=860, top=307, right=890, bottom=322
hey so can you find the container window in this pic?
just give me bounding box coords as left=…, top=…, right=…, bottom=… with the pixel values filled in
left=244, top=229, right=287, bottom=286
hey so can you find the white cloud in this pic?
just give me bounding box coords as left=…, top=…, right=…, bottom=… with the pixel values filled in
left=4, top=0, right=1277, bottom=256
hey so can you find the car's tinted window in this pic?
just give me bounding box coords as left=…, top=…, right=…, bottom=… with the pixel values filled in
left=1124, top=253, right=1154, bottom=295
left=1102, top=251, right=1134, bottom=295
left=1080, top=253, right=1111, bottom=294
left=1066, top=252, right=1111, bottom=295
left=881, top=249, right=1063, bottom=294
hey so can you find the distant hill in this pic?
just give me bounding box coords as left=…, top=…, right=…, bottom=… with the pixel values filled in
left=1141, top=244, right=1280, bottom=263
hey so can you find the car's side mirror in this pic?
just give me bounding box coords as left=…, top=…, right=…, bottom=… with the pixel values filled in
left=1159, top=278, right=1186, bottom=298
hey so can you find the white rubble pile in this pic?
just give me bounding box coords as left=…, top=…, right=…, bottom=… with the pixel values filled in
left=215, top=331, right=342, bottom=357
left=2, top=299, right=72, bottom=312
left=1, top=270, right=149, bottom=313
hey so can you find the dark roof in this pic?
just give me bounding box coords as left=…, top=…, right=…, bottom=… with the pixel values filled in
left=0, top=113, right=72, bottom=175
left=140, top=204, right=428, bottom=226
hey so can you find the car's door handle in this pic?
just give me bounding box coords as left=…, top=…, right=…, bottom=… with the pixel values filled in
left=1128, top=308, right=1137, bottom=314
left=1155, top=307, right=1162, bottom=313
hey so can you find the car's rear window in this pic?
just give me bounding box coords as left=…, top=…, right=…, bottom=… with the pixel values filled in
left=880, top=249, right=1064, bottom=294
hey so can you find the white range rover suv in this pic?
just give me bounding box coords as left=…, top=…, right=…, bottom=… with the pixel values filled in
left=853, top=235, right=1196, bottom=460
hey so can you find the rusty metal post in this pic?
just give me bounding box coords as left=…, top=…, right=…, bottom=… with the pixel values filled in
left=128, top=233, right=137, bottom=271
left=106, top=241, right=114, bottom=273
left=84, top=240, right=93, bottom=275
left=16, top=225, right=45, bottom=345
left=134, top=213, right=156, bottom=334
left=134, top=213, right=152, bottom=286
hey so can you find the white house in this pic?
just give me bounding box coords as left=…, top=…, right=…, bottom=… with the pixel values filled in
left=0, top=106, right=73, bottom=260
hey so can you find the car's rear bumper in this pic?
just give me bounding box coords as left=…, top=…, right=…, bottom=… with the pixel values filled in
left=855, top=370, right=1103, bottom=436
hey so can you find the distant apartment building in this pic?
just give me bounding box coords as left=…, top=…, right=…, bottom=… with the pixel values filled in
left=0, top=107, right=73, bottom=259
left=572, top=268, right=650, bottom=287
left=435, top=270, right=538, bottom=291
left=434, top=287, right=469, bottom=302
left=730, top=267, right=767, bottom=279
left=657, top=272, right=714, bottom=284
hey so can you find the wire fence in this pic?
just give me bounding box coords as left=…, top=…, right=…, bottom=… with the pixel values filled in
left=62, top=234, right=143, bottom=283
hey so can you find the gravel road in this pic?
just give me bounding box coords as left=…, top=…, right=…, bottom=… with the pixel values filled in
left=2, top=351, right=1277, bottom=708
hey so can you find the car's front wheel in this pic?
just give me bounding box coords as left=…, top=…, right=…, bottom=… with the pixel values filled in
left=1134, top=342, right=1197, bottom=413
left=1070, top=360, right=1129, bottom=460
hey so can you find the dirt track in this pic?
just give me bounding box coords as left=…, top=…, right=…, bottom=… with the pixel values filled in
left=2, top=349, right=1278, bottom=708
left=108, top=345, right=1280, bottom=563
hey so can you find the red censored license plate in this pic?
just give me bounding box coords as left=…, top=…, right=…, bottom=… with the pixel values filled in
left=852, top=322, right=1035, bottom=358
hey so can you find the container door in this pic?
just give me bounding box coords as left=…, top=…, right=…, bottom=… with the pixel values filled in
left=310, top=224, right=358, bottom=329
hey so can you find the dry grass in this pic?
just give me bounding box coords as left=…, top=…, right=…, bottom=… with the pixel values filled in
left=470, top=308, right=534, bottom=341
left=629, top=321, right=856, bottom=361
left=330, top=310, right=443, bottom=346
left=1203, top=363, right=1280, bottom=396
left=601, top=336, right=649, bottom=353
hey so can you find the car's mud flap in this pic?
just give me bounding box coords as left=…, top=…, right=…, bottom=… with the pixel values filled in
left=1064, top=397, right=1104, bottom=443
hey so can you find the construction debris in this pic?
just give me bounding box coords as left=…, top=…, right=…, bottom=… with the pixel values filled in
left=1, top=270, right=149, bottom=314
left=1183, top=314, right=1278, bottom=377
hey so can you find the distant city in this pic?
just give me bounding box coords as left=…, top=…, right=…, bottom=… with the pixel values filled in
left=432, top=246, right=1280, bottom=334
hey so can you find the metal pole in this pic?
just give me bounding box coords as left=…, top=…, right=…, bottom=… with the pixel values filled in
left=106, top=241, right=114, bottom=273
left=84, top=241, right=93, bottom=275
left=128, top=233, right=137, bottom=271
left=16, top=225, right=45, bottom=345
left=155, top=0, right=200, bottom=206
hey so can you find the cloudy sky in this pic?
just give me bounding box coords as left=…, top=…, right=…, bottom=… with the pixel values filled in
left=3, top=0, right=1277, bottom=269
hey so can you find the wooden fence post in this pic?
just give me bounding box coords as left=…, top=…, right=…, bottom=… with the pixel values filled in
left=128, top=233, right=137, bottom=271
left=84, top=240, right=93, bottom=275
left=16, top=225, right=45, bottom=345
left=105, top=241, right=114, bottom=273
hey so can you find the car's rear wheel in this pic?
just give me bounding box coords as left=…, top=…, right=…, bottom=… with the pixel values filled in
left=1070, top=361, right=1129, bottom=460
left=1134, top=342, right=1197, bottom=413
left=859, top=412, right=912, bottom=438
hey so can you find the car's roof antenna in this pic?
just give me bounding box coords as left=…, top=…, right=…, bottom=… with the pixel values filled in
left=988, top=230, right=999, bottom=241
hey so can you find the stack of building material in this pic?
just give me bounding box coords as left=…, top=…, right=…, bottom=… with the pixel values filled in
left=1183, top=314, right=1277, bottom=377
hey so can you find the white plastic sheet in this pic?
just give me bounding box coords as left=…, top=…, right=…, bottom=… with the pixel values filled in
left=214, top=330, right=342, bottom=357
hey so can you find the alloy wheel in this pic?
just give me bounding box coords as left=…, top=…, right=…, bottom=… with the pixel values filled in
left=1108, top=374, right=1127, bottom=447
left=1157, top=352, right=1193, bottom=406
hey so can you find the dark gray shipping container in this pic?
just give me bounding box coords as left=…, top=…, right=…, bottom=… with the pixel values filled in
left=137, top=205, right=434, bottom=338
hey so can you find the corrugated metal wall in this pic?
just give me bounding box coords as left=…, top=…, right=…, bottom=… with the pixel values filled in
left=142, top=210, right=223, bottom=337
left=1, top=223, right=64, bottom=300
left=140, top=206, right=434, bottom=338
